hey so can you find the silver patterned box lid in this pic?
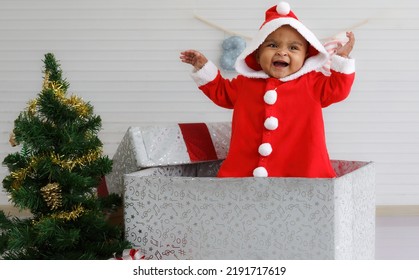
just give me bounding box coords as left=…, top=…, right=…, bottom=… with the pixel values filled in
left=106, top=122, right=231, bottom=194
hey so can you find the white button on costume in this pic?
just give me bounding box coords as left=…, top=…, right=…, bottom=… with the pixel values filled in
left=264, top=116, right=279, bottom=130
left=258, top=143, right=273, bottom=156
left=263, top=89, right=277, bottom=105
left=253, top=89, right=280, bottom=177
left=253, top=166, right=268, bottom=177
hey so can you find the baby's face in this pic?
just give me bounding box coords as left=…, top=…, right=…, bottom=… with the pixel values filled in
left=256, top=25, right=308, bottom=79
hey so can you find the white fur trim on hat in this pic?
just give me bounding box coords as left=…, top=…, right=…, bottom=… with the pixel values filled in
left=264, top=90, right=277, bottom=105
left=253, top=166, right=268, bottom=177
left=235, top=8, right=329, bottom=81
left=264, top=117, right=279, bottom=130
left=258, top=143, right=273, bottom=156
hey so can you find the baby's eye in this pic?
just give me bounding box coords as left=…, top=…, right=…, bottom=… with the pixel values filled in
left=266, top=43, right=277, bottom=48
left=289, top=45, right=300, bottom=51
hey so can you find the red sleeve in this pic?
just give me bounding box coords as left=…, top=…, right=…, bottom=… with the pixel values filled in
left=198, top=72, right=243, bottom=109
left=312, top=70, right=355, bottom=108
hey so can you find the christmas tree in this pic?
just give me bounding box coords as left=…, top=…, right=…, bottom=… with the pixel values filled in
left=0, top=53, right=131, bottom=259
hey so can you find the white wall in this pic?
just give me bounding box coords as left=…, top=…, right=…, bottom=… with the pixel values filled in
left=1, top=0, right=418, bottom=205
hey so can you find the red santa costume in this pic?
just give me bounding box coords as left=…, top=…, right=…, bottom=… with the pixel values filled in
left=190, top=1, right=355, bottom=178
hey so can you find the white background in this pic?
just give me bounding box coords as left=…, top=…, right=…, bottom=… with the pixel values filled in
left=1, top=0, right=418, bottom=205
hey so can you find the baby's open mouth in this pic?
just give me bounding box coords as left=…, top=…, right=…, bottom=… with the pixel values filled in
left=273, top=61, right=289, bottom=67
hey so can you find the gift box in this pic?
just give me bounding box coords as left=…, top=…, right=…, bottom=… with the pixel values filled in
left=110, top=122, right=375, bottom=259
left=124, top=160, right=375, bottom=260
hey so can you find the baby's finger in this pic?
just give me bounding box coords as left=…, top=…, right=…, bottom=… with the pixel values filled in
left=346, top=32, right=355, bottom=45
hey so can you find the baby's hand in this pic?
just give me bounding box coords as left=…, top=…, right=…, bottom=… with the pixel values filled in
left=180, top=50, right=208, bottom=71
left=336, top=31, right=355, bottom=58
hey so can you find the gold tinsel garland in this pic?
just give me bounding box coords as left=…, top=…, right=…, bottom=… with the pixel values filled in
left=42, top=71, right=51, bottom=89
left=33, top=205, right=86, bottom=225
left=50, top=205, right=85, bottom=221
left=11, top=72, right=100, bottom=189
left=9, top=148, right=103, bottom=190
left=27, top=99, right=38, bottom=116
left=27, top=72, right=91, bottom=117
left=10, top=157, right=39, bottom=189
left=49, top=149, right=103, bottom=170
left=47, top=80, right=91, bottom=117
left=40, top=182, right=62, bottom=210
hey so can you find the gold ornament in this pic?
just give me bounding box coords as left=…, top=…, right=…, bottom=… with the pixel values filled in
left=9, top=131, right=17, bottom=147
left=41, top=182, right=63, bottom=210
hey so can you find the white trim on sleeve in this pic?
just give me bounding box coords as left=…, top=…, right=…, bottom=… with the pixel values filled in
left=330, top=55, right=355, bottom=74
left=190, top=60, right=219, bottom=87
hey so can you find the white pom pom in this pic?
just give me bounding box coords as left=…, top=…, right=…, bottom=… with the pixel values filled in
left=253, top=167, right=268, bottom=177
left=264, top=90, right=277, bottom=105
left=258, top=143, right=273, bottom=156
left=276, top=2, right=291, bottom=15
left=264, top=117, right=279, bottom=130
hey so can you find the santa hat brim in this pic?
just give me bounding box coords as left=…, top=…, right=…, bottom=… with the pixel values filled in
left=235, top=17, right=329, bottom=81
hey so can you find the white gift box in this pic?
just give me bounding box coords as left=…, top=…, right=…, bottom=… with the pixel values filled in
left=124, top=160, right=375, bottom=260
left=109, top=122, right=375, bottom=259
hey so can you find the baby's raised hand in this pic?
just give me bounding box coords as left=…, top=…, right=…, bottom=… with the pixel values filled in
left=336, top=31, right=355, bottom=58
left=180, top=50, right=208, bottom=71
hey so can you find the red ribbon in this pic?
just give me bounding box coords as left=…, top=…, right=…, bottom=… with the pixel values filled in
left=97, top=176, right=109, bottom=197
left=179, top=123, right=218, bottom=162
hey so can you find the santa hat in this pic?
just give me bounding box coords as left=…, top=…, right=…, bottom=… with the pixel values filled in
left=235, top=1, right=329, bottom=81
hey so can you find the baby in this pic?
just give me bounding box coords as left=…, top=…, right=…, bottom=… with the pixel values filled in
left=180, top=1, right=355, bottom=178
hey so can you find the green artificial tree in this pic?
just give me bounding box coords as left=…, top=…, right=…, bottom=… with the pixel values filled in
left=0, top=53, right=131, bottom=259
